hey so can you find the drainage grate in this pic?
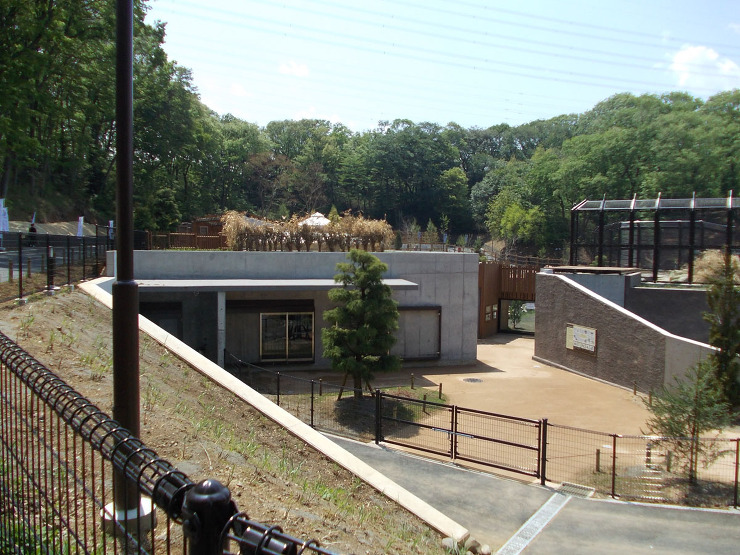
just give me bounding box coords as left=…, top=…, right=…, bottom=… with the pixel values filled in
left=462, top=378, right=483, bottom=383
left=558, top=482, right=595, bottom=498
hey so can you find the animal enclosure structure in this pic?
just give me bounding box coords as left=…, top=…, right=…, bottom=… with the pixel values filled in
left=570, top=193, right=740, bottom=282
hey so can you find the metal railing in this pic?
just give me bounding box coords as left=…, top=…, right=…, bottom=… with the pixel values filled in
left=0, top=230, right=114, bottom=303
left=0, top=331, right=334, bottom=554
left=225, top=351, right=740, bottom=507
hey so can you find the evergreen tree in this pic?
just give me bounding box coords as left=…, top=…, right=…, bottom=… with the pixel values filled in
left=322, top=250, right=400, bottom=399
left=645, top=359, right=731, bottom=483
left=704, top=253, right=740, bottom=405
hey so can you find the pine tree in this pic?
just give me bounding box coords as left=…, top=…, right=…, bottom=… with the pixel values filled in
left=322, top=250, right=400, bottom=399
left=645, top=359, right=731, bottom=483
left=704, top=254, right=740, bottom=404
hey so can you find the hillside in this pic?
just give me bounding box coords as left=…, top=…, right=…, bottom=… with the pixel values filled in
left=0, top=288, right=442, bottom=554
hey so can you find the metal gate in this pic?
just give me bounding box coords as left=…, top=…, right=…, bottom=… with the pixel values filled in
left=377, top=392, right=543, bottom=479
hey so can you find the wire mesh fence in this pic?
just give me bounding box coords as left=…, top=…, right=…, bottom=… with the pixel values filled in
left=545, top=424, right=740, bottom=506
left=0, top=332, right=336, bottom=554
left=0, top=231, right=113, bottom=303
left=454, top=408, right=541, bottom=477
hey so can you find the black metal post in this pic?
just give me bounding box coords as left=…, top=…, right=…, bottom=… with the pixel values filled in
left=276, top=372, right=281, bottom=406
left=539, top=418, right=548, bottom=486
left=688, top=194, right=696, bottom=283
left=182, top=480, right=236, bottom=555
left=727, top=190, right=734, bottom=260
left=66, top=235, right=71, bottom=285
left=113, top=0, right=140, bottom=513
left=569, top=210, right=576, bottom=265
left=310, top=380, right=315, bottom=428
left=597, top=199, right=605, bottom=267
left=611, top=434, right=618, bottom=498
left=17, top=232, right=23, bottom=300
left=653, top=206, right=661, bottom=283
left=451, top=406, right=458, bottom=461
left=46, top=240, right=54, bottom=292
left=628, top=194, right=636, bottom=268
left=375, top=390, right=382, bottom=444
left=734, top=438, right=739, bottom=509
left=94, top=231, right=99, bottom=277
left=81, top=236, right=86, bottom=280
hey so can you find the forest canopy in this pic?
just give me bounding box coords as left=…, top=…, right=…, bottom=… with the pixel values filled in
left=2, top=1, right=739, bottom=256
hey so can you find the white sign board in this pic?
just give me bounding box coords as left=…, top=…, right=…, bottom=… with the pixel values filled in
left=566, top=324, right=597, bottom=354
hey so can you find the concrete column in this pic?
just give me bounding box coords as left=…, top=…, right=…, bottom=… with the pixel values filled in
left=217, top=291, right=226, bottom=367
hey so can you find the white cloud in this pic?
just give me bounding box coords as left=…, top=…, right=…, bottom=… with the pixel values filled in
left=229, top=83, right=249, bottom=98
left=278, top=60, right=310, bottom=77
left=292, top=105, right=344, bottom=125
left=670, top=45, right=740, bottom=93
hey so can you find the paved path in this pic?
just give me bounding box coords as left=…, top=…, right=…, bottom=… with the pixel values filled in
left=331, top=436, right=740, bottom=554
left=328, top=336, right=740, bottom=553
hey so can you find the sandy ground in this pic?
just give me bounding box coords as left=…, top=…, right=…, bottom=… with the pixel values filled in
left=372, top=334, right=653, bottom=436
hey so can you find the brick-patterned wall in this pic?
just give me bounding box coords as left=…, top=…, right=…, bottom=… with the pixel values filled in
left=535, top=273, right=668, bottom=393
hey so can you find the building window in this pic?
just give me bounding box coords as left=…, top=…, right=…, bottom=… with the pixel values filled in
left=260, top=312, right=314, bottom=362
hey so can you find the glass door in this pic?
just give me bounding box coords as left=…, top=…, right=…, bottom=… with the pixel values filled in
left=260, top=312, right=314, bottom=361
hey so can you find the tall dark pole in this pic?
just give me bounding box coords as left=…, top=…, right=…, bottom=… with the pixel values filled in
left=114, top=0, right=140, bottom=511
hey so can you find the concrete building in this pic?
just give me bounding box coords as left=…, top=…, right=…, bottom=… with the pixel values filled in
left=534, top=268, right=714, bottom=393
left=104, top=250, right=479, bottom=369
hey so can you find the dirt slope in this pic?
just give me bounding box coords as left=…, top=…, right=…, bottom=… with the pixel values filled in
left=0, top=288, right=442, bottom=554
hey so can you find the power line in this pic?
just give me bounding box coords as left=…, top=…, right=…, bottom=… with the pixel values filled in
left=155, top=2, right=725, bottom=94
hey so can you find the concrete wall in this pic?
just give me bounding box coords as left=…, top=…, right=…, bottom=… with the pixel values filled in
left=624, top=286, right=710, bottom=344
left=140, top=291, right=219, bottom=360
left=108, top=250, right=478, bottom=367
left=561, top=271, right=641, bottom=306
left=534, top=272, right=714, bottom=392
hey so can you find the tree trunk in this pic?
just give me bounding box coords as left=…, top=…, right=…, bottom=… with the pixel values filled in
left=353, top=372, right=363, bottom=400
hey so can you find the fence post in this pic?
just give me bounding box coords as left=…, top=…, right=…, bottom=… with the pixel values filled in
left=17, top=233, right=22, bottom=300
left=82, top=236, right=86, bottom=280
left=46, top=241, right=55, bottom=293
left=276, top=372, right=280, bottom=406
left=540, top=418, right=548, bottom=486
left=611, top=434, right=618, bottom=499
left=66, top=235, right=71, bottom=285
left=182, top=479, right=237, bottom=555
left=734, top=438, right=739, bottom=509
left=451, top=406, right=458, bottom=461
left=310, top=380, right=315, bottom=428
left=375, top=390, right=382, bottom=444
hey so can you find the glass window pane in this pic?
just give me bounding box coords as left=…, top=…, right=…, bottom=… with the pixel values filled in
left=261, top=314, right=286, bottom=360
left=288, top=313, right=313, bottom=360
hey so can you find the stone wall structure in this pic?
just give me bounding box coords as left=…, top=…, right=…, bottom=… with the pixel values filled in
left=534, top=272, right=713, bottom=392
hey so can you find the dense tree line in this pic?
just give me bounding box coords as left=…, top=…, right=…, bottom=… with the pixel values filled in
left=2, top=1, right=739, bottom=256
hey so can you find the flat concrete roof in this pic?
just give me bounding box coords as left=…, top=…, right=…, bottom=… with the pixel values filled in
left=135, top=278, right=419, bottom=293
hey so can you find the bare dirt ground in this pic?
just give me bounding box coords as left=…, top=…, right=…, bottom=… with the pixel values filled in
left=372, top=335, right=654, bottom=436
left=0, top=288, right=442, bottom=554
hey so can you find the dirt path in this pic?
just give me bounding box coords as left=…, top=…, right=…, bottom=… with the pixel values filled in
left=375, top=335, right=652, bottom=436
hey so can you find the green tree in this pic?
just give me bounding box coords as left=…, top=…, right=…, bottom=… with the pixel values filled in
left=644, top=359, right=731, bottom=483
left=508, top=300, right=525, bottom=329
left=322, top=250, right=400, bottom=399
left=704, top=254, right=740, bottom=405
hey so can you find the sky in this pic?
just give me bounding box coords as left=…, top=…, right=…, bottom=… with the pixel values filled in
left=144, top=0, right=740, bottom=132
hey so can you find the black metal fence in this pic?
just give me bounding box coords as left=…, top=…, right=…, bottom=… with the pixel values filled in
left=0, top=230, right=111, bottom=304
left=226, top=351, right=740, bottom=507
left=0, top=331, right=334, bottom=554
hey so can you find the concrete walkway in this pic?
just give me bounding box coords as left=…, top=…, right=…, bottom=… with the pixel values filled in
left=330, top=336, right=740, bottom=553
left=332, top=427, right=740, bottom=554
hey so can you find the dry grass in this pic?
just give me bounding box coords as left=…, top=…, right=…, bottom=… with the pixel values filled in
left=692, top=250, right=740, bottom=284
